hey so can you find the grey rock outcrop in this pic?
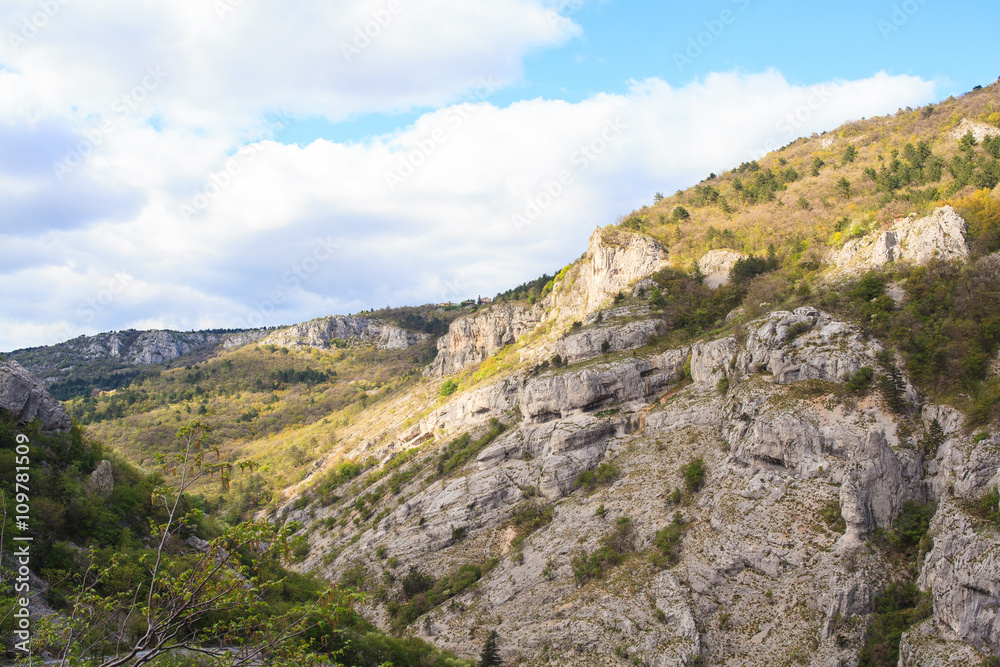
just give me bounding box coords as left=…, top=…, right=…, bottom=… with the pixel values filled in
left=698, top=249, right=746, bottom=288
left=0, top=360, right=72, bottom=431
left=88, top=460, right=115, bottom=498
left=580, top=228, right=670, bottom=312
left=832, top=206, right=969, bottom=274
left=262, top=315, right=431, bottom=351
left=553, top=319, right=660, bottom=364
left=428, top=304, right=541, bottom=377
left=950, top=118, right=1000, bottom=143
left=737, top=308, right=881, bottom=384
left=220, top=330, right=270, bottom=349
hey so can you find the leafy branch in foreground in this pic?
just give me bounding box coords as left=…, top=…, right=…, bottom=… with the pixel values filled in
left=32, top=421, right=354, bottom=667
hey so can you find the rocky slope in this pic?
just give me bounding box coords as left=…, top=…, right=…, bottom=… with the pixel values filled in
left=274, top=219, right=999, bottom=666
left=6, top=328, right=261, bottom=388
left=260, top=315, right=432, bottom=351
left=0, top=359, right=72, bottom=430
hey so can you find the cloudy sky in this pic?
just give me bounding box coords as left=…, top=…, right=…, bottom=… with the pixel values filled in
left=1, top=0, right=997, bottom=351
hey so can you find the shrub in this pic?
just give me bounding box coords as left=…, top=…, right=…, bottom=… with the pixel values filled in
left=820, top=500, right=846, bottom=533
left=571, top=518, right=636, bottom=585
left=574, top=463, right=620, bottom=492
left=672, top=206, right=690, bottom=221
left=716, top=377, right=729, bottom=395
left=439, top=379, right=458, bottom=397
left=847, top=367, right=875, bottom=394
left=601, top=340, right=611, bottom=354
left=681, top=458, right=705, bottom=494
left=858, top=583, right=931, bottom=667
left=652, top=512, right=686, bottom=567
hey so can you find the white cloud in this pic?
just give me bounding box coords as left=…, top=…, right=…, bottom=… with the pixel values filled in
left=0, top=1, right=938, bottom=351
left=0, top=68, right=938, bottom=351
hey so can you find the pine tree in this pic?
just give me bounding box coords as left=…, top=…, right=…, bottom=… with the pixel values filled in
left=479, top=630, right=503, bottom=667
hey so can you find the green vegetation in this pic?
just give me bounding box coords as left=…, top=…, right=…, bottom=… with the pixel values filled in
left=508, top=502, right=555, bottom=552
left=388, top=560, right=499, bottom=633
left=858, top=583, right=932, bottom=667
left=478, top=630, right=503, bottom=667
left=434, top=419, right=506, bottom=478
left=964, top=486, right=1000, bottom=528
left=574, top=462, right=620, bottom=493
left=651, top=512, right=686, bottom=567
left=820, top=499, right=846, bottom=533
left=440, top=378, right=459, bottom=397
left=681, top=458, right=705, bottom=494
left=570, top=517, right=636, bottom=585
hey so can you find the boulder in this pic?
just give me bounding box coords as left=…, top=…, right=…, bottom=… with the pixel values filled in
left=0, top=360, right=72, bottom=431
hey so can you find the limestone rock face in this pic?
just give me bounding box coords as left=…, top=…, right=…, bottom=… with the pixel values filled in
left=839, top=431, right=924, bottom=544
left=0, top=360, right=72, bottom=431
left=581, top=228, right=671, bottom=313
left=428, top=304, right=541, bottom=377
left=833, top=206, right=969, bottom=274
left=88, top=460, right=115, bottom=498
left=86, top=330, right=221, bottom=365
left=918, top=499, right=1000, bottom=654
left=262, top=315, right=431, bottom=351
left=737, top=307, right=881, bottom=384
left=287, top=302, right=997, bottom=665
left=553, top=319, right=660, bottom=364
left=220, top=330, right=270, bottom=349
left=950, top=118, right=1000, bottom=143
left=698, top=249, right=747, bottom=288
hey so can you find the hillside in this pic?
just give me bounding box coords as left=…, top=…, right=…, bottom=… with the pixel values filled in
left=6, top=83, right=1000, bottom=666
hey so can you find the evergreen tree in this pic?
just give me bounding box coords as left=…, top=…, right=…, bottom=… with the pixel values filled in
left=479, top=630, right=503, bottom=667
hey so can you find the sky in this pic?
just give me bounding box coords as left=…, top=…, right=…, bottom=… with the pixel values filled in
left=1, top=0, right=998, bottom=351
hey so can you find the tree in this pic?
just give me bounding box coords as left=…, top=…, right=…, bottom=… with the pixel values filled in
left=672, top=206, right=690, bottom=221
left=479, top=629, right=503, bottom=667
left=34, top=422, right=352, bottom=667
left=842, top=144, right=858, bottom=164
left=837, top=176, right=852, bottom=199
left=653, top=192, right=664, bottom=203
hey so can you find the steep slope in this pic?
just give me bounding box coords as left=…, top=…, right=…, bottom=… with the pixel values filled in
left=269, top=85, right=1000, bottom=666
left=44, top=82, right=1000, bottom=665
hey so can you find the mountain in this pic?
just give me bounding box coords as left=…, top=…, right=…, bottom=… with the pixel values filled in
left=10, top=83, right=1000, bottom=665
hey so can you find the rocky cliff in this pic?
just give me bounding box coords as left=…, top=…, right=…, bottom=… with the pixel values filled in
left=261, top=315, right=432, bottom=351
left=429, top=228, right=670, bottom=377
left=282, top=298, right=998, bottom=665
left=832, top=205, right=970, bottom=275
left=0, top=359, right=72, bottom=430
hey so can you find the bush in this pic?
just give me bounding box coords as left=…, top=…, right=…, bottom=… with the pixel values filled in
left=439, top=379, right=459, bottom=397
left=652, top=512, right=686, bottom=567
left=672, top=206, right=690, bottom=221
left=716, top=377, right=729, bottom=395
left=820, top=500, right=846, bottom=533
left=574, top=463, right=620, bottom=492
left=680, top=458, right=705, bottom=494
left=571, top=518, right=636, bottom=585
left=847, top=367, right=875, bottom=394
left=858, top=583, right=931, bottom=667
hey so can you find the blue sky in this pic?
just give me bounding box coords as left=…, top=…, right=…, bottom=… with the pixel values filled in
left=0, top=0, right=996, bottom=351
